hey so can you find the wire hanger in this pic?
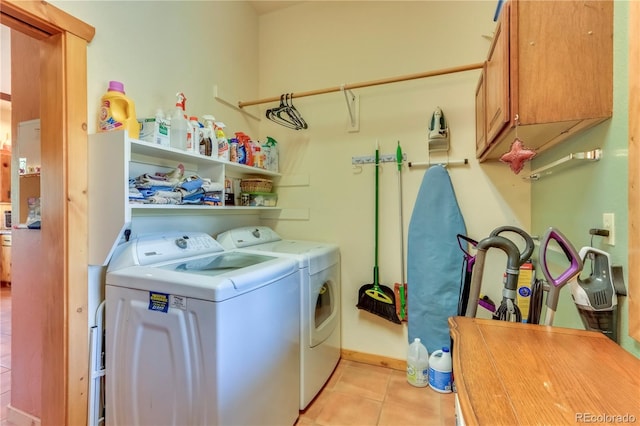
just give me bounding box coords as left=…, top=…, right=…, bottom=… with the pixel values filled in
left=265, top=93, right=308, bottom=130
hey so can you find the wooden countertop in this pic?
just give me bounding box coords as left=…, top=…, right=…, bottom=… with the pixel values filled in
left=449, top=317, right=640, bottom=425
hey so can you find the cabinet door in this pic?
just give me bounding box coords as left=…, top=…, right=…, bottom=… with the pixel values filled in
left=1, top=245, right=10, bottom=283
left=1, top=152, right=11, bottom=203
left=475, top=64, right=487, bottom=157
left=485, top=3, right=510, bottom=145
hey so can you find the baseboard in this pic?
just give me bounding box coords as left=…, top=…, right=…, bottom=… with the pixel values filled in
left=7, top=404, right=41, bottom=426
left=340, top=349, right=406, bottom=371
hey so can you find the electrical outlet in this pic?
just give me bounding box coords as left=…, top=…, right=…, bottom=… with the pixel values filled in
left=603, top=213, right=615, bottom=246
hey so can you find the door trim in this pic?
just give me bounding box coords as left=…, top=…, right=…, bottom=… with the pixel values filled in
left=1, top=1, right=94, bottom=425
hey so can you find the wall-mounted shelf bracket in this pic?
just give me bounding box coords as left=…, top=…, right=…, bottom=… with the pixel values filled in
left=342, top=86, right=360, bottom=132
left=524, top=148, right=602, bottom=181
left=352, top=153, right=407, bottom=165
left=213, top=84, right=261, bottom=122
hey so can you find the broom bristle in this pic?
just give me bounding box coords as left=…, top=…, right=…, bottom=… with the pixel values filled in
left=356, top=284, right=401, bottom=324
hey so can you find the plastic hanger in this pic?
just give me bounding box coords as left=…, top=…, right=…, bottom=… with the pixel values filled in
left=285, top=93, right=308, bottom=129
left=265, top=93, right=308, bottom=130
left=266, top=95, right=300, bottom=130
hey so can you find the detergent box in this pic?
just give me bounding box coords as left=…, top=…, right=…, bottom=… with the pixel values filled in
left=153, top=117, right=170, bottom=147
left=137, top=117, right=156, bottom=143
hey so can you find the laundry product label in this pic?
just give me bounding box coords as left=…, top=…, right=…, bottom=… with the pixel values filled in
left=169, top=294, right=187, bottom=311
left=148, top=291, right=169, bottom=313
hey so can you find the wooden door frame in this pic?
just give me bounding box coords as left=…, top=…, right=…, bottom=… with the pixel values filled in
left=629, top=1, right=640, bottom=342
left=0, top=1, right=94, bottom=425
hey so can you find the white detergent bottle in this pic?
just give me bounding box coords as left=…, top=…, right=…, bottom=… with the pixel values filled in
left=170, top=92, right=188, bottom=150
left=407, top=338, right=429, bottom=387
left=428, top=347, right=452, bottom=393
left=187, top=116, right=201, bottom=153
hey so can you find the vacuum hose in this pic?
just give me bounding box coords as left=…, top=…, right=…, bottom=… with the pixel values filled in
left=464, top=235, right=521, bottom=318
left=489, top=226, right=535, bottom=265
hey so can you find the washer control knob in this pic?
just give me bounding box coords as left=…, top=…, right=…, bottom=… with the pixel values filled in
left=252, top=228, right=261, bottom=238
left=176, top=238, right=188, bottom=249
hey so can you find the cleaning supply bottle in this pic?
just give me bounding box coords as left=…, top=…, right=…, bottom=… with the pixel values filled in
left=215, top=121, right=230, bottom=161
left=235, top=132, right=251, bottom=165
left=255, top=145, right=264, bottom=169
left=98, top=80, right=140, bottom=139
left=187, top=116, right=201, bottom=152
left=406, top=338, right=429, bottom=387
left=428, top=347, right=452, bottom=393
left=200, top=115, right=216, bottom=157
left=264, top=136, right=279, bottom=172
left=229, top=138, right=238, bottom=163
left=170, top=92, right=188, bottom=150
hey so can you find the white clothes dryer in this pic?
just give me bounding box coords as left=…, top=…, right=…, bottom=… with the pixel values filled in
left=105, top=232, right=300, bottom=426
left=217, top=226, right=341, bottom=409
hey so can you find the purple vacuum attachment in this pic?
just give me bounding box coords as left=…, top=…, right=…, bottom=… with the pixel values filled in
left=539, top=227, right=583, bottom=325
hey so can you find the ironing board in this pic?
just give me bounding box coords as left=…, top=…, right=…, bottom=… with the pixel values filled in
left=407, top=165, right=466, bottom=354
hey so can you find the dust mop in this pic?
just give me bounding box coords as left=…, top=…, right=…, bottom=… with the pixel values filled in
left=357, top=142, right=401, bottom=324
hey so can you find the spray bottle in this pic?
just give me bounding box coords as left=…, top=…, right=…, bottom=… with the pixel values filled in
left=187, top=116, right=201, bottom=153
left=215, top=121, right=230, bottom=161
left=170, top=92, right=188, bottom=150
left=263, top=136, right=279, bottom=172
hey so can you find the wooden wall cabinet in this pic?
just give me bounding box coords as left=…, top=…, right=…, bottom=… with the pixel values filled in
left=476, top=0, right=613, bottom=161
left=474, top=64, right=487, bottom=156
left=0, top=150, right=11, bottom=203
left=1, top=234, right=11, bottom=283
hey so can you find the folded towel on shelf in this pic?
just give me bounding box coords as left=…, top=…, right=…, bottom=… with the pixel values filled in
left=147, top=195, right=181, bottom=205
left=130, top=165, right=224, bottom=206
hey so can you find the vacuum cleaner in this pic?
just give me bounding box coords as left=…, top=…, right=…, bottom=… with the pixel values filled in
left=570, top=247, right=620, bottom=342
left=539, top=227, right=583, bottom=327
left=463, top=226, right=534, bottom=322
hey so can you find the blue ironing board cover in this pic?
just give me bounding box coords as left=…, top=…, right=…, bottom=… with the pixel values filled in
left=407, top=165, right=466, bottom=354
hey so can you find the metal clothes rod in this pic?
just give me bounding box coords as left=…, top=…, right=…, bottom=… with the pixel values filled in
left=238, top=62, right=484, bottom=108
left=408, top=158, right=469, bottom=168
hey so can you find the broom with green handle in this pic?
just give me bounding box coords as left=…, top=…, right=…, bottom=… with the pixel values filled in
left=356, top=141, right=401, bottom=324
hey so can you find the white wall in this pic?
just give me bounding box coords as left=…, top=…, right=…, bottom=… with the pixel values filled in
left=50, top=0, right=531, bottom=361
left=257, top=1, right=530, bottom=360
left=50, top=0, right=262, bottom=137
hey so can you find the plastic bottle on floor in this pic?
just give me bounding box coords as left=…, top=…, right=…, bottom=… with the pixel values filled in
left=407, top=338, right=429, bottom=387
left=428, top=347, right=452, bottom=393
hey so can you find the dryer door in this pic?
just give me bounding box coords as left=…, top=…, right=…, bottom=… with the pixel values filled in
left=310, top=263, right=340, bottom=347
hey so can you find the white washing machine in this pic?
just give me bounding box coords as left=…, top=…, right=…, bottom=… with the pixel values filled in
left=105, top=232, right=300, bottom=426
left=217, top=226, right=341, bottom=410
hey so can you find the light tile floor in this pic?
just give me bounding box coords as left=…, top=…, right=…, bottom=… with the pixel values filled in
left=296, top=359, right=455, bottom=426
left=0, top=286, right=455, bottom=426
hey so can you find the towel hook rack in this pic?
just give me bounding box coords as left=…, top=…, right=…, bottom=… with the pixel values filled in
left=524, top=148, right=602, bottom=181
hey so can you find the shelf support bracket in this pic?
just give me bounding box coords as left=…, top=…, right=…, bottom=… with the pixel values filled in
left=524, top=148, right=602, bottom=181
left=341, top=85, right=359, bottom=132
